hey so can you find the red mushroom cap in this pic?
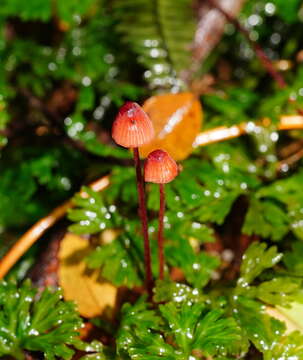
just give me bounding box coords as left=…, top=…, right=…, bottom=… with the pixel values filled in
left=112, top=102, right=154, bottom=148
left=144, top=149, right=178, bottom=184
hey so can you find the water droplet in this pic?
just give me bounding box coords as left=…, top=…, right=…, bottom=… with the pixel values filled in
left=99, top=222, right=106, bottom=230
left=60, top=177, right=71, bottom=190
left=80, top=220, right=90, bottom=226
left=265, top=2, right=276, bottom=15
left=29, top=329, right=39, bottom=336
left=109, top=205, right=116, bottom=213
left=240, top=182, right=248, bottom=190
left=85, top=211, right=96, bottom=219
left=82, top=76, right=91, bottom=87
left=248, top=14, right=262, bottom=26
left=48, top=62, right=57, bottom=71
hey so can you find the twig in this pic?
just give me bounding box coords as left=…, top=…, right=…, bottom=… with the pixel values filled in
left=193, top=114, right=303, bottom=147
left=206, top=0, right=287, bottom=89
left=279, top=139, right=303, bottom=158
left=277, top=146, right=303, bottom=172
left=189, top=0, right=245, bottom=80
left=0, top=176, right=110, bottom=280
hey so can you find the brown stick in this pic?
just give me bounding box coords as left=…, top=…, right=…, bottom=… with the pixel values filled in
left=0, top=176, right=110, bottom=280
left=207, top=0, right=287, bottom=89
left=277, top=146, right=303, bottom=172
left=193, top=115, right=303, bottom=147
left=158, top=184, right=165, bottom=280
left=133, top=148, right=153, bottom=298
left=1, top=115, right=303, bottom=279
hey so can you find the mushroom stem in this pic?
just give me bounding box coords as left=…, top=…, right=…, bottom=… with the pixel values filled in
left=158, top=183, right=165, bottom=280
left=133, top=147, right=153, bottom=298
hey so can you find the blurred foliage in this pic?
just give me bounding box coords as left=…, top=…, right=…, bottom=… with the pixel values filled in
left=1, top=0, right=303, bottom=358
left=0, top=145, right=87, bottom=229
left=114, top=0, right=196, bottom=89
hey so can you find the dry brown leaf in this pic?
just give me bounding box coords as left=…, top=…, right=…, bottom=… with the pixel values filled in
left=58, top=233, right=117, bottom=318
left=140, top=92, right=203, bottom=161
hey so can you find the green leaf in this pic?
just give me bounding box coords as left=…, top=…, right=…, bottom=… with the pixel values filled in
left=65, top=114, right=129, bottom=159
left=256, top=171, right=303, bottom=240
left=160, top=302, right=243, bottom=357
left=153, top=280, right=203, bottom=304
left=0, top=0, right=52, bottom=21
left=267, top=330, right=303, bottom=360
left=284, top=241, right=303, bottom=275
left=203, top=87, right=258, bottom=125
left=117, top=297, right=164, bottom=358
left=233, top=296, right=285, bottom=354
left=275, top=302, right=303, bottom=332
left=0, top=280, right=82, bottom=360
left=68, top=187, right=122, bottom=235
left=246, top=277, right=302, bottom=307
left=87, top=232, right=144, bottom=287
left=108, top=166, right=137, bottom=204
left=205, top=141, right=258, bottom=175
left=165, top=235, right=219, bottom=288
left=57, top=0, right=96, bottom=23
left=117, top=297, right=243, bottom=359
left=169, top=159, right=257, bottom=226
left=234, top=295, right=303, bottom=359
left=238, top=242, right=283, bottom=287
left=242, top=197, right=289, bottom=241
left=271, top=0, right=301, bottom=23
left=114, top=0, right=196, bottom=88
left=75, top=339, right=117, bottom=360
left=0, top=145, right=85, bottom=228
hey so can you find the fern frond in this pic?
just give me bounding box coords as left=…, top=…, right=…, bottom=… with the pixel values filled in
left=113, top=0, right=196, bottom=89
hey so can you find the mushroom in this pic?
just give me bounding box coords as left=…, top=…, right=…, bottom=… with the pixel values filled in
left=144, top=149, right=178, bottom=280
left=112, top=102, right=154, bottom=297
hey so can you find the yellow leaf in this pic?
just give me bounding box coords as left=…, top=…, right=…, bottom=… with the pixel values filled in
left=58, top=233, right=117, bottom=318
left=140, top=92, right=203, bottom=161
left=266, top=303, right=303, bottom=334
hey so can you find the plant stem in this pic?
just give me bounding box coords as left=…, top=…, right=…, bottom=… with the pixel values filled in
left=133, top=147, right=153, bottom=298
left=158, top=183, right=165, bottom=280
left=207, top=0, right=287, bottom=89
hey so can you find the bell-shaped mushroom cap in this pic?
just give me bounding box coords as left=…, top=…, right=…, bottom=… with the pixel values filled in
left=112, top=102, right=154, bottom=148
left=144, top=149, right=178, bottom=184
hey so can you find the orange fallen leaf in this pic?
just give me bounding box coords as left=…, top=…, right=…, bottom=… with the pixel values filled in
left=140, top=92, right=203, bottom=161
left=58, top=233, right=117, bottom=318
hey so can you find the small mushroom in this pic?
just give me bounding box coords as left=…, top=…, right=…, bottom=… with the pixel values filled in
left=112, top=102, right=155, bottom=298
left=144, top=149, right=178, bottom=280
left=112, top=102, right=154, bottom=148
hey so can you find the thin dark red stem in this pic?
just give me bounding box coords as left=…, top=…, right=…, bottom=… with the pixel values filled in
left=133, top=147, right=153, bottom=298
left=207, top=0, right=287, bottom=89
left=158, top=183, right=165, bottom=280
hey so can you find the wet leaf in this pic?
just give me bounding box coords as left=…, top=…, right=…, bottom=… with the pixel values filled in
left=0, top=280, right=82, bottom=360
left=58, top=233, right=117, bottom=318
left=233, top=296, right=285, bottom=354
left=140, top=92, right=203, bottom=161
left=237, top=242, right=282, bottom=288
left=266, top=303, right=303, bottom=334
